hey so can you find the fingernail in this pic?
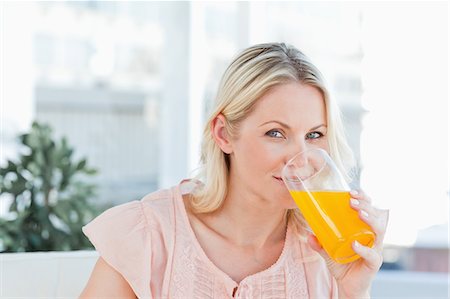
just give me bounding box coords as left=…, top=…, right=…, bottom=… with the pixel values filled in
left=350, top=198, right=359, bottom=206
left=361, top=210, right=369, bottom=218
left=354, top=240, right=361, bottom=248
left=350, top=190, right=359, bottom=196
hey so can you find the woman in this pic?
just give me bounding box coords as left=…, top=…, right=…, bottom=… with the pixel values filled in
left=80, top=43, right=388, bottom=298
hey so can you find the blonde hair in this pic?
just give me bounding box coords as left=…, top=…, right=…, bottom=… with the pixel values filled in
left=191, top=42, right=354, bottom=231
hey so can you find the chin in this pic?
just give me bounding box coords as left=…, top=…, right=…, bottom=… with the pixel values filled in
left=278, top=193, right=297, bottom=209
left=287, top=201, right=298, bottom=210
left=280, top=197, right=297, bottom=209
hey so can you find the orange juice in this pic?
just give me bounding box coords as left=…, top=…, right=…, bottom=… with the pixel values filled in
left=290, top=190, right=375, bottom=263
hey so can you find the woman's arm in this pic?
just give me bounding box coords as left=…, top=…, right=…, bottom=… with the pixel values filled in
left=79, top=257, right=137, bottom=298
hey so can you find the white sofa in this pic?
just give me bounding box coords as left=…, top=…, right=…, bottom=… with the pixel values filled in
left=1, top=250, right=448, bottom=298
left=1, top=250, right=98, bottom=298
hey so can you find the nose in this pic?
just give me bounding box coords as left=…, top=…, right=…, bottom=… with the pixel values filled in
left=284, top=138, right=309, bottom=165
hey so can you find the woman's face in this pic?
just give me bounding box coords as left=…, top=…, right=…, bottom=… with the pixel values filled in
left=228, top=82, right=328, bottom=209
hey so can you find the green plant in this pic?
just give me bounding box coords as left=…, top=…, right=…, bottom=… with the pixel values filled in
left=0, top=121, right=99, bottom=252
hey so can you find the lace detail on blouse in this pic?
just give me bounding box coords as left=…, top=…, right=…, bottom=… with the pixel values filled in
left=286, top=240, right=310, bottom=298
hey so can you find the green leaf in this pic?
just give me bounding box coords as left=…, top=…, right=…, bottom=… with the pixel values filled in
left=83, top=168, right=98, bottom=175
left=0, top=121, right=99, bottom=252
left=76, top=159, right=87, bottom=171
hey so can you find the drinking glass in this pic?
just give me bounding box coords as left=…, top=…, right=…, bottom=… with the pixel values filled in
left=282, top=148, right=375, bottom=264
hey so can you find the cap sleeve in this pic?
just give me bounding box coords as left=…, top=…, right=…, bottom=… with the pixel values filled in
left=82, top=200, right=152, bottom=298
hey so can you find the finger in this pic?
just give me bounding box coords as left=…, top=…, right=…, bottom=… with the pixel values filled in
left=350, top=190, right=372, bottom=203
left=350, top=198, right=382, bottom=227
left=373, top=209, right=389, bottom=249
left=357, top=209, right=382, bottom=247
left=350, top=197, right=387, bottom=224
left=353, top=241, right=383, bottom=271
left=353, top=205, right=389, bottom=250
left=349, top=197, right=377, bottom=214
left=349, top=197, right=388, bottom=243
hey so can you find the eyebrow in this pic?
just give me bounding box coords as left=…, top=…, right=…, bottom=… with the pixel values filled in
left=310, top=124, right=327, bottom=131
left=258, top=121, right=327, bottom=131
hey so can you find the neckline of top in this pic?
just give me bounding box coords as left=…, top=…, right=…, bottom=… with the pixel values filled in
left=173, top=180, right=293, bottom=289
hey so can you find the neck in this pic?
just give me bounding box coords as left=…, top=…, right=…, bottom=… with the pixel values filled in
left=205, top=183, right=288, bottom=250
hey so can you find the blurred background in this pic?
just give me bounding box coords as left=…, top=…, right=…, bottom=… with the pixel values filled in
left=0, top=0, right=448, bottom=290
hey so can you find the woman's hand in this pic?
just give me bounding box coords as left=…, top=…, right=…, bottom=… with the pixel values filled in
left=307, top=190, right=389, bottom=298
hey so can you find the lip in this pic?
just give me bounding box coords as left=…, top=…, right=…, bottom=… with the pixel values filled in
left=273, top=176, right=284, bottom=184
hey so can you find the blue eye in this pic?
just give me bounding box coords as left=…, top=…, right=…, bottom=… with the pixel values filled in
left=266, top=129, right=284, bottom=138
left=306, top=131, right=323, bottom=139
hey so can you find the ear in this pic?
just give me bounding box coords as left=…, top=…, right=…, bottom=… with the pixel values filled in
left=211, top=114, right=233, bottom=154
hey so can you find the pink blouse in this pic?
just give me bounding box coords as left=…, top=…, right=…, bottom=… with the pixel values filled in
left=82, top=180, right=338, bottom=298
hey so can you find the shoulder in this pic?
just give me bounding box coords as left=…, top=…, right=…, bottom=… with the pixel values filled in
left=82, top=184, right=183, bottom=247
left=139, top=178, right=202, bottom=221
left=141, top=186, right=177, bottom=212
left=80, top=184, right=185, bottom=298
left=139, top=184, right=184, bottom=227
